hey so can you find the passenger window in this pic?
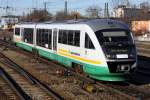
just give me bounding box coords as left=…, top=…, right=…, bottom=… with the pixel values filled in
left=68, top=30, right=74, bottom=45
left=74, top=31, right=80, bottom=46
left=58, top=30, right=63, bottom=43
left=48, top=30, right=52, bottom=49
left=36, top=29, right=52, bottom=49
left=41, top=29, right=45, bottom=47
left=15, top=28, right=20, bottom=36
left=58, top=30, right=80, bottom=47
left=23, top=28, right=33, bottom=44
left=44, top=31, right=48, bottom=48
left=85, top=33, right=95, bottom=49
left=62, top=30, right=68, bottom=44
left=37, top=29, right=41, bottom=46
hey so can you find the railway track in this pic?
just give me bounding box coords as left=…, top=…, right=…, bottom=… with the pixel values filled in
left=0, top=39, right=100, bottom=99
left=1, top=39, right=150, bottom=99
left=136, top=41, right=150, bottom=57
left=0, top=66, right=31, bottom=100
left=35, top=52, right=150, bottom=100
left=0, top=76, right=19, bottom=100
left=0, top=49, right=64, bottom=100
left=105, top=82, right=150, bottom=99
left=135, top=41, right=150, bottom=45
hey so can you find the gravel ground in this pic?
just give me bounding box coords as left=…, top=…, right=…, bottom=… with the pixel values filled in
left=0, top=77, right=19, bottom=100
left=2, top=50, right=98, bottom=100
left=0, top=49, right=133, bottom=100
left=0, top=31, right=13, bottom=40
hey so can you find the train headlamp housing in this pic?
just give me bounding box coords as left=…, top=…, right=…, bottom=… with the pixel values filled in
left=116, top=64, right=130, bottom=72
left=106, top=54, right=116, bottom=59
left=129, top=54, right=134, bottom=58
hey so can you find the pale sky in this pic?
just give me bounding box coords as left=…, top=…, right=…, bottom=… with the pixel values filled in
left=0, top=0, right=149, bottom=16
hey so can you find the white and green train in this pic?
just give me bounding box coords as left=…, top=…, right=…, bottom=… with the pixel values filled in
left=13, top=19, right=137, bottom=81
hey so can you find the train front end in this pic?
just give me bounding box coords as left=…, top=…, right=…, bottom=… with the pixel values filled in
left=89, top=20, right=137, bottom=81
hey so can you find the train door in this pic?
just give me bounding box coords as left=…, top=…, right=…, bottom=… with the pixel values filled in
left=53, top=28, right=58, bottom=52
left=21, top=28, right=24, bottom=42
left=84, top=32, right=96, bottom=62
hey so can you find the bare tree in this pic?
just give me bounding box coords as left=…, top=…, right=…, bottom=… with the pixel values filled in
left=86, top=5, right=102, bottom=18
left=54, top=11, right=85, bottom=20
left=21, top=9, right=52, bottom=22
left=54, top=11, right=66, bottom=20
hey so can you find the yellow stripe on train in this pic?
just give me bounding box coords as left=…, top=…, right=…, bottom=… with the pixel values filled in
left=58, top=48, right=68, bottom=53
left=58, top=51, right=102, bottom=65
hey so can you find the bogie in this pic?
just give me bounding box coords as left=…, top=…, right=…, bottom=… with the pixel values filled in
left=72, top=62, right=83, bottom=73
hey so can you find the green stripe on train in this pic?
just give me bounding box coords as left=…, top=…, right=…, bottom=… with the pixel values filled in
left=16, top=42, right=33, bottom=52
left=90, top=74, right=126, bottom=81
left=37, top=48, right=114, bottom=75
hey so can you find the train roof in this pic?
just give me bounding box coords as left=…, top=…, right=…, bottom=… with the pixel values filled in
left=76, top=19, right=129, bottom=32
left=16, top=19, right=129, bottom=32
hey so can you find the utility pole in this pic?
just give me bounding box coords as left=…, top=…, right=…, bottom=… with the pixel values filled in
left=43, top=1, right=51, bottom=17
left=6, top=0, right=9, bottom=15
left=64, top=0, right=68, bottom=16
left=104, top=3, right=109, bottom=18
left=44, top=2, right=47, bottom=16
left=44, top=2, right=46, bottom=11
left=104, top=3, right=106, bottom=18
left=106, top=3, right=110, bottom=18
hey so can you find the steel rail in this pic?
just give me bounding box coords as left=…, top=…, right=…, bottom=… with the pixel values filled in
left=0, top=52, right=64, bottom=100
left=0, top=53, right=36, bottom=85
left=0, top=66, right=32, bottom=100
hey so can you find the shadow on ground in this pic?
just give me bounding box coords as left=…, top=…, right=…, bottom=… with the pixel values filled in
left=129, top=56, right=150, bottom=84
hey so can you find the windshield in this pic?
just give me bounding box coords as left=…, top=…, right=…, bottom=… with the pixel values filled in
left=95, top=29, right=136, bottom=59
left=95, top=29, right=133, bottom=45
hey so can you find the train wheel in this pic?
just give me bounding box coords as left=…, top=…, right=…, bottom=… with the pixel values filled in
left=72, top=63, right=90, bottom=82
left=72, top=63, right=83, bottom=74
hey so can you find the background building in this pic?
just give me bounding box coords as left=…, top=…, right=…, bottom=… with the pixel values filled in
left=132, top=20, right=150, bottom=36
left=0, top=15, right=19, bottom=30
left=113, top=5, right=149, bottom=20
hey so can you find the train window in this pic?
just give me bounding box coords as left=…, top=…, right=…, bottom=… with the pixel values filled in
left=58, top=30, right=63, bottom=43
left=58, top=30, right=68, bottom=44
left=37, top=29, right=42, bottom=46
left=48, top=30, right=52, bottom=49
left=85, top=33, right=94, bottom=49
left=74, top=31, right=80, bottom=46
left=62, top=30, right=68, bottom=44
left=40, top=30, right=43, bottom=47
left=36, top=29, right=52, bottom=49
left=68, top=30, right=74, bottom=45
left=44, top=30, right=48, bottom=48
left=23, top=28, right=33, bottom=44
left=15, top=28, right=20, bottom=36
left=41, top=29, right=45, bottom=47
left=58, top=30, right=80, bottom=47
left=37, top=29, right=40, bottom=46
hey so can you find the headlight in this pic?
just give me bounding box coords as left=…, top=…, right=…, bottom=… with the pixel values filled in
left=106, top=54, right=116, bottom=59
left=129, top=54, right=134, bottom=58
left=106, top=54, right=111, bottom=58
